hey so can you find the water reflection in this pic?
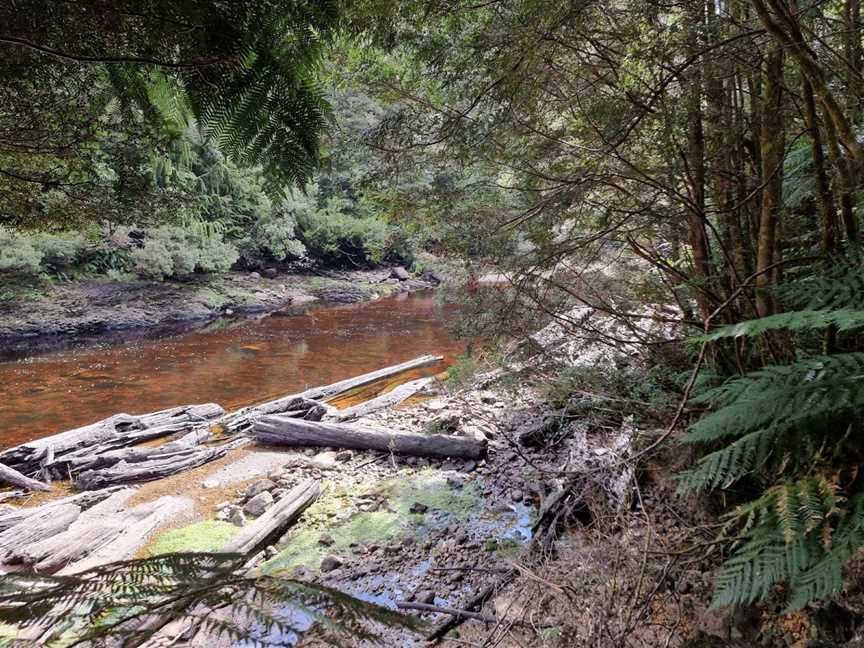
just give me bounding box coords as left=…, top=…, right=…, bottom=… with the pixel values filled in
left=0, top=291, right=465, bottom=449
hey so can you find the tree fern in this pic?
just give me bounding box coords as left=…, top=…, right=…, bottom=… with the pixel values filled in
left=0, top=553, right=419, bottom=646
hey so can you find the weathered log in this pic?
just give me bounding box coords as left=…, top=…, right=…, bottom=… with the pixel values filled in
left=58, top=496, right=193, bottom=574
left=6, top=488, right=137, bottom=570
left=74, top=437, right=249, bottom=491
left=325, top=377, right=436, bottom=423
left=63, top=427, right=212, bottom=473
left=0, top=403, right=224, bottom=477
left=0, top=486, right=125, bottom=532
left=0, top=462, right=51, bottom=492
left=223, top=479, right=320, bottom=555
left=254, top=417, right=487, bottom=460
left=0, top=504, right=81, bottom=558
left=219, top=354, right=443, bottom=433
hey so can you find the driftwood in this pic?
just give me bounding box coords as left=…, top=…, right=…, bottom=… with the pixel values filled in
left=74, top=437, right=249, bottom=491
left=254, top=416, right=487, bottom=460
left=325, top=377, right=436, bottom=423
left=223, top=479, right=320, bottom=555
left=220, top=354, right=443, bottom=434
left=0, top=462, right=51, bottom=492
left=0, top=487, right=126, bottom=532
left=59, top=496, right=192, bottom=574
left=6, top=488, right=136, bottom=570
left=0, top=403, right=224, bottom=478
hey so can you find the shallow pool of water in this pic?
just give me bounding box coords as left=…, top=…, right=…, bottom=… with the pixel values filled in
left=0, top=291, right=465, bottom=449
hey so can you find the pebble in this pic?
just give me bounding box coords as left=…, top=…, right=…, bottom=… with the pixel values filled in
left=511, top=489, right=524, bottom=502
left=201, top=479, right=219, bottom=489
left=415, top=590, right=436, bottom=604
left=318, top=534, right=335, bottom=547
left=409, top=502, right=428, bottom=514
left=335, top=450, right=354, bottom=462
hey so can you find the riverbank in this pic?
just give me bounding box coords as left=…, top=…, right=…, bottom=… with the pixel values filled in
left=0, top=265, right=439, bottom=342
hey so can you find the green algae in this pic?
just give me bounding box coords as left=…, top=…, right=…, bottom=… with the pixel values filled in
left=148, top=521, right=240, bottom=555
left=262, top=471, right=481, bottom=575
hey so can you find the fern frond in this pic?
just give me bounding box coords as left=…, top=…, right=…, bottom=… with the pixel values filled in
left=701, top=309, right=864, bottom=341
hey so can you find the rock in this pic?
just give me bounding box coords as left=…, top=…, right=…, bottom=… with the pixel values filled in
left=320, top=555, right=344, bottom=573
left=511, top=489, right=524, bottom=502
left=462, top=460, right=477, bottom=472
left=271, top=488, right=288, bottom=501
left=245, top=479, right=276, bottom=500
left=201, top=479, right=219, bottom=489
left=446, top=477, right=464, bottom=490
left=215, top=500, right=232, bottom=512
left=243, top=491, right=274, bottom=517
left=390, top=266, right=411, bottom=281
left=425, top=399, right=448, bottom=412
left=318, top=534, right=336, bottom=547
left=303, top=448, right=316, bottom=457
left=335, top=450, right=354, bottom=462
left=415, top=590, right=436, bottom=604
left=409, top=502, right=428, bottom=514
left=228, top=508, right=246, bottom=527
left=424, top=412, right=461, bottom=435
left=263, top=268, right=278, bottom=278
left=477, top=391, right=497, bottom=404
left=249, top=271, right=261, bottom=279
left=421, top=268, right=442, bottom=284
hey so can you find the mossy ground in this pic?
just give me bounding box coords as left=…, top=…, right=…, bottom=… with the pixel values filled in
left=262, top=471, right=480, bottom=575
left=148, top=520, right=241, bottom=555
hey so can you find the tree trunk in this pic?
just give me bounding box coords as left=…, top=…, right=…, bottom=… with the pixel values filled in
left=755, top=40, right=785, bottom=317
left=254, top=416, right=487, bottom=460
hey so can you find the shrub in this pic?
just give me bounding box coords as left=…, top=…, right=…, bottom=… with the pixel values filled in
left=236, top=201, right=307, bottom=267
left=31, top=232, right=88, bottom=271
left=294, top=195, right=413, bottom=267
left=131, top=226, right=238, bottom=280
left=0, top=228, right=44, bottom=275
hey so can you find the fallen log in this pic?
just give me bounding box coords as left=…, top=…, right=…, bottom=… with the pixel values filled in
left=0, top=403, right=224, bottom=477
left=325, top=377, right=436, bottom=423
left=254, top=416, right=487, bottom=460
left=220, top=355, right=443, bottom=433
left=0, top=462, right=51, bottom=492
left=74, top=437, right=249, bottom=491
left=6, top=488, right=136, bottom=570
left=0, top=504, right=81, bottom=559
left=223, top=478, right=320, bottom=555
left=0, top=486, right=125, bottom=532
left=59, top=496, right=193, bottom=574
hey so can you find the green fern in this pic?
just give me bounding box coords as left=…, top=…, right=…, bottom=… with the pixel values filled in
left=0, top=553, right=420, bottom=646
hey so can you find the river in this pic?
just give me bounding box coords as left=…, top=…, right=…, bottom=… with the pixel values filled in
left=0, top=290, right=465, bottom=450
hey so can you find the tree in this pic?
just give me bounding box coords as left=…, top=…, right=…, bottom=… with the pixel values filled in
left=0, top=0, right=339, bottom=229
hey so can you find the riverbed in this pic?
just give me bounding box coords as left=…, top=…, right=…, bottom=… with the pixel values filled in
left=0, top=291, right=466, bottom=449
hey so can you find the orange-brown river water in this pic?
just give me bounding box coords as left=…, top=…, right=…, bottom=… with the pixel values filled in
left=0, top=291, right=465, bottom=450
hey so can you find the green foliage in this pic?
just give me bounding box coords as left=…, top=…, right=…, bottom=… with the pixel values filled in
left=0, top=553, right=420, bottom=646
left=294, top=192, right=413, bottom=267
left=131, top=226, right=238, bottom=280
left=0, top=229, right=44, bottom=276
left=445, top=352, right=479, bottom=389
left=681, top=291, right=864, bottom=609
left=237, top=201, right=308, bottom=268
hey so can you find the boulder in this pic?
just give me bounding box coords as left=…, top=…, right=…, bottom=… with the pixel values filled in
left=420, top=268, right=442, bottom=284
left=390, top=266, right=411, bottom=281
left=243, top=491, right=274, bottom=517
left=263, top=268, right=279, bottom=279
left=320, top=554, right=344, bottom=573
left=245, top=479, right=276, bottom=500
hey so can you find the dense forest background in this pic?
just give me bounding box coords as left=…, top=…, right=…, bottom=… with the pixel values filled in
left=5, top=0, right=864, bottom=639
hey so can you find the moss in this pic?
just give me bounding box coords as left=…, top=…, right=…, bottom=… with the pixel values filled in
left=148, top=521, right=240, bottom=555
